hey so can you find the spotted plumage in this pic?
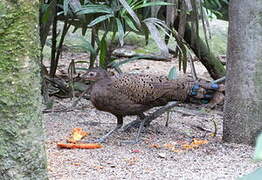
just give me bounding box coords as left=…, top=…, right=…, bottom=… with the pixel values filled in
left=82, top=67, right=223, bottom=143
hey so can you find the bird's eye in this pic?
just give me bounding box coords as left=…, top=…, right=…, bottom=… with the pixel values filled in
left=89, top=72, right=96, bottom=77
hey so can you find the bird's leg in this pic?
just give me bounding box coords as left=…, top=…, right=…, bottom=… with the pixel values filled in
left=121, top=113, right=146, bottom=132
left=121, top=116, right=147, bottom=144
left=94, top=116, right=123, bottom=143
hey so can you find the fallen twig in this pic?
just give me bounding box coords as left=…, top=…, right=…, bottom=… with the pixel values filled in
left=144, top=101, right=178, bottom=126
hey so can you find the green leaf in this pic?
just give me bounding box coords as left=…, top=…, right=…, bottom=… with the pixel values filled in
left=75, top=67, right=89, bottom=72
left=88, top=14, right=114, bottom=27
left=143, top=18, right=169, bottom=57
left=41, top=0, right=56, bottom=23
left=68, top=0, right=82, bottom=13
left=254, top=133, right=262, bottom=161
left=109, top=55, right=151, bottom=68
left=134, top=1, right=173, bottom=10
left=168, top=66, right=177, bottom=80
left=125, top=16, right=139, bottom=32
left=116, top=18, right=125, bottom=46
left=118, top=0, right=141, bottom=28
left=77, top=5, right=113, bottom=15
left=63, top=0, right=70, bottom=15
left=99, top=36, right=107, bottom=68
left=74, top=61, right=89, bottom=64
left=73, top=36, right=96, bottom=57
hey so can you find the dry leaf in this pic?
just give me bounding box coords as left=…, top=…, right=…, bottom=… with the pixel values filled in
left=163, top=143, right=175, bottom=149
left=182, top=143, right=196, bottom=149
left=93, top=165, right=105, bottom=170
left=66, top=128, right=89, bottom=143
left=149, top=144, right=161, bottom=149
left=182, top=139, right=208, bottom=150
left=192, top=138, right=208, bottom=145
left=171, top=148, right=183, bottom=153
left=71, top=162, right=81, bottom=166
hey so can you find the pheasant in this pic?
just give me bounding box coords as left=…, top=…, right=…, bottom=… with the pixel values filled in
left=82, top=67, right=224, bottom=143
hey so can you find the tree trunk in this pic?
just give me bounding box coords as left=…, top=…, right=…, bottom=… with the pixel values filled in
left=0, top=1, right=48, bottom=179
left=223, top=0, right=262, bottom=145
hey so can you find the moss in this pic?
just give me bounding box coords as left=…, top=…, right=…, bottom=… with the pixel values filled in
left=0, top=1, right=47, bottom=179
left=134, top=48, right=150, bottom=54
left=255, top=60, right=262, bottom=101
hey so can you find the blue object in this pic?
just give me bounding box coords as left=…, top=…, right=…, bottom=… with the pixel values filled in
left=192, top=84, right=200, bottom=90
left=204, top=94, right=213, bottom=99
left=240, top=168, right=262, bottom=180
left=201, top=100, right=209, bottom=104
left=190, top=91, right=197, bottom=96
left=211, top=83, right=219, bottom=89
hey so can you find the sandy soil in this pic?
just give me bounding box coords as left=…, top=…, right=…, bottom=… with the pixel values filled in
left=44, top=53, right=262, bottom=180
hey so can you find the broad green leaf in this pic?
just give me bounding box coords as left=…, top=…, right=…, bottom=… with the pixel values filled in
left=109, top=55, right=163, bottom=68
left=99, top=36, right=107, bottom=69
left=118, top=0, right=141, bottom=28
left=153, top=19, right=172, bottom=38
left=88, top=14, right=114, bottom=27
left=74, top=61, right=89, bottom=64
left=109, top=56, right=142, bottom=68
left=74, top=36, right=96, bottom=56
left=143, top=19, right=169, bottom=57
left=77, top=5, right=113, bottom=15
left=40, top=0, right=56, bottom=48
left=116, top=18, right=125, bottom=46
left=134, top=1, right=173, bottom=10
left=68, top=0, right=82, bottom=13
left=168, top=66, right=177, bottom=80
left=41, top=0, right=56, bottom=23
left=63, top=0, right=70, bottom=15
left=125, top=16, right=139, bottom=32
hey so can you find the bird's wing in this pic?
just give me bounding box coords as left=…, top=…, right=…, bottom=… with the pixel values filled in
left=111, top=74, right=187, bottom=105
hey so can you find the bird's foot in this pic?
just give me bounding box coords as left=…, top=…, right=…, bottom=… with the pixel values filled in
left=121, top=120, right=150, bottom=132
left=93, top=137, right=106, bottom=143
left=121, top=120, right=141, bottom=132
left=80, top=138, right=106, bottom=144
left=120, top=139, right=140, bottom=145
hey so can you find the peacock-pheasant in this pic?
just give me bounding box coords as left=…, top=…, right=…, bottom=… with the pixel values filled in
left=82, top=67, right=224, bottom=143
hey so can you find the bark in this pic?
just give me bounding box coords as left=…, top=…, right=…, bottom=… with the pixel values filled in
left=0, top=0, right=48, bottom=179
left=223, top=0, right=262, bottom=145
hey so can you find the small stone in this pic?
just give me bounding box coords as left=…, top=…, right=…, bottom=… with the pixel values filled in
left=158, top=152, right=166, bottom=158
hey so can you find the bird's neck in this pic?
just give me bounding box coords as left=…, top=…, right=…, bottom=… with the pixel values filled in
left=95, top=76, right=112, bottom=84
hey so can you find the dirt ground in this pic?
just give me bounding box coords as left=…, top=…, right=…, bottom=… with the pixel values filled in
left=43, top=52, right=262, bottom=180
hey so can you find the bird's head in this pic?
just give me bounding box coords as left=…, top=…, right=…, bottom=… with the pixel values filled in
left=82, top=67, right=110, bottom=82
